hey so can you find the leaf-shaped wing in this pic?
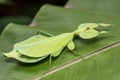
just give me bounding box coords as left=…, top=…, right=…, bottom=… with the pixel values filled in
left=17, top=33, right=74, bottom=57
left=15, top=35, right=48, bottom=49
left=3, top=35, right=49, bottom=62
left=51, top=47, right=64, bottom=57
left=4, top=50, right=48, bottom=63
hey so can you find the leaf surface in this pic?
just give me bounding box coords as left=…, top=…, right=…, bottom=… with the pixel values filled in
left=0, top=0, right=120, bottom=80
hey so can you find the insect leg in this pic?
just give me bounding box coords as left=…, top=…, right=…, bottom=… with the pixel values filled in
left=49, top=55, right=52, bottom=68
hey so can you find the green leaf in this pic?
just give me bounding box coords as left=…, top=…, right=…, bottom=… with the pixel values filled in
left=0, top=1, right=120, bottom=80
left=40, top=45, right=120, bottom=80
left=0, top=0, right=9, bottom=4
left=67, top=0, right=120, bottom=16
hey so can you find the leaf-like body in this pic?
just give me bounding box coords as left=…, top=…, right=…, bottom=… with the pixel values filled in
left=78, top=29, right=99, bottom=39
left=4, top=50, right=48, bottom=63
left=67, top=40, right=75, bottom=51
left=15, top=35, right=48, bottom=49
left=51, top=47, right=64, bottom=57
left=3, top=35, right=49, bottom=63
left=17, top=33, right=74, bottom=57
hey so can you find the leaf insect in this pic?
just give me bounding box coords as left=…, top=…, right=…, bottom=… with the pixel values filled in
left=3, top=23, right=110, bottom=67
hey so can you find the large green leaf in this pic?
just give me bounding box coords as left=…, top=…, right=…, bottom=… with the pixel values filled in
left=32, top=4, right=120, bottom=56
left=0, top=24, right=51, bottom=80
left=0, top=16, right=32, bottom=33
left=66, top=0, right=120, bottom=16
left=0, top=0, right=9, bottom=4
left=40, top=44, right=120, bottom=80
left=0, top=0, right=120, bottom=80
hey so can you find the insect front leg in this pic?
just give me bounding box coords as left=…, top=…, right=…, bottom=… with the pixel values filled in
left=36, top=31, right=54, bottom=37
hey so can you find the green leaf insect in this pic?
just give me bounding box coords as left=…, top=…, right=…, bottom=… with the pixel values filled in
left=3, top=23, right=110, bottom=65
left=4, top=35, right=49, bottom=63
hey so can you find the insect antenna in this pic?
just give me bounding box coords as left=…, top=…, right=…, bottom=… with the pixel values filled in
left=36, top=31, right=54, bottom=37
left=42, top=32, right=54, bottom=37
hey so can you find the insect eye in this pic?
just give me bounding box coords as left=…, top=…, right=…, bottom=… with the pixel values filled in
left=84, top=27, right=90, bottom=31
